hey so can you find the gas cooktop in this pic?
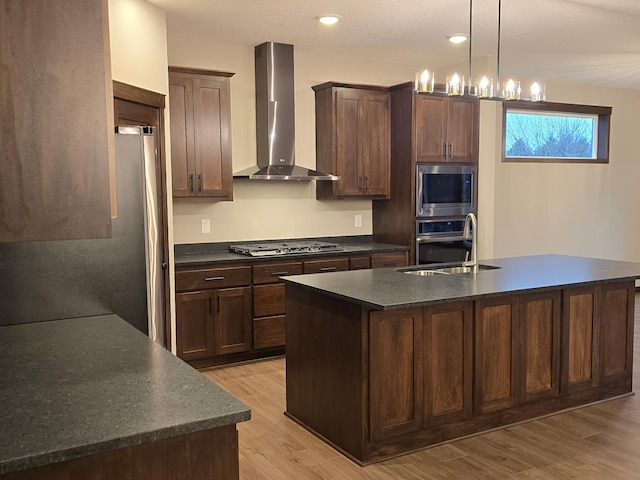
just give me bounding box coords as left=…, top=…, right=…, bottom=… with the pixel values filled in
left=229, top=240, right=342, bottom=257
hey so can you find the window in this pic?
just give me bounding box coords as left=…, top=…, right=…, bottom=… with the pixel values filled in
left=502, top=102, right=612, bottom=163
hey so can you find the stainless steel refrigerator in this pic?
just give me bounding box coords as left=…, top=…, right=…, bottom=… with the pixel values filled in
left=0, top=126, right=164, bottom=344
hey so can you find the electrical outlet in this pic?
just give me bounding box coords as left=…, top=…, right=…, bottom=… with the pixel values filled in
left=354, top=214, right=362, bottom=228
left=201, top=219, right=211, bottom=234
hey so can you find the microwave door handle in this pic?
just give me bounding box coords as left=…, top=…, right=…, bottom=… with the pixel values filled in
left=417, top=175, right=423, bottom=215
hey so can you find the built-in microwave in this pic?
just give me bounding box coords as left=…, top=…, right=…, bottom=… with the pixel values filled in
left=416, top=164, right=476, bottom=217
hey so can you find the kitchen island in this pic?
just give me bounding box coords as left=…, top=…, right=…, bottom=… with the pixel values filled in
left=0, top=315, right=250, bottom=479
left=283, top=254, right=639, bottom=465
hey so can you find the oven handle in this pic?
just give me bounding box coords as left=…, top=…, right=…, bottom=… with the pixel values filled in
left=416, top=174, right=424, bottom=216
left=416, top=235, right=466, bottom=244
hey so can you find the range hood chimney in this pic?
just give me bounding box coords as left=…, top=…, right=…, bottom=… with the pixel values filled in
left=233, top=42, right=339, bottom=181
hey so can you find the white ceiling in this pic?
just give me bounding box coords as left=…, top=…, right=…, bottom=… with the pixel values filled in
left=147, top=0, right=640, bottom=90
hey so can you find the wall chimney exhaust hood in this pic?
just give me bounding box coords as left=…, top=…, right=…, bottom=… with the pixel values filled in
left=233, top=42, right=339, bottom=181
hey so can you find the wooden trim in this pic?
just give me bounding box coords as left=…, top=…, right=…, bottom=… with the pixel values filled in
left=113, top=80, right=165, bottom=108
left=312, top=81, right=390, bottom=92
left=168, top=65, right=235, bottom=77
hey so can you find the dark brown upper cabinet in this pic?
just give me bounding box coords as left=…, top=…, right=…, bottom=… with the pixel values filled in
left=414, top=94, right=479, bottom=164
left=0, top=0, right=114, bottom=242
left=169, top=67, right=234, bottom=201
left=314, top=83, right=391, bottom=199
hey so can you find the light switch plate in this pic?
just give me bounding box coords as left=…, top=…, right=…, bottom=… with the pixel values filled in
left=354, top=214, right=362, bottom=228
left=201, top=219, right=211, bottom=234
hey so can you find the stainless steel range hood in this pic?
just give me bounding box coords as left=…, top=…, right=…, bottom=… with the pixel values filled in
left=233, top=42, right=338, bottom=181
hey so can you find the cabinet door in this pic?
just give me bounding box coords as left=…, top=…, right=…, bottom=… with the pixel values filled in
left=335, top=89, right=363, bottom=196
left=370, top=252, right=408, bottom=269
left=600, top=282, right=634, bottom=389
left=474, top=296, right=519, bottom=414
left=169, top=68, right=233, bottom=200
left=361, top=92, right=390, bottom=197
left=446, top=97, right=478, bottom=163
left=519, top=291, right=561, bottom=403
left=169, top=74, right=196, bottom=197
left=193, top=76, right=233, bottom=199
left=369, top=308, right=423, bottom=441
left=561, top=286, right=600, bottom=394
left=175, top=291, right=215, bottom=360
left=414, top=95, right=448, bottom=163
left=214, top=286, right=252, bottom=355
left=0, top=0, right=113, bottom=242
left=423, top=301, right=473, bottom=426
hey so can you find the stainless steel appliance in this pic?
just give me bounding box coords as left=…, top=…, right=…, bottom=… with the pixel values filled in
left=0, top=127, right=164, bottom=344
left=416, top=164, right=476, bottom=217
left=415, top=219, right=472, bottom=265
left=230, top=240, right=342, bottom=257
left=233, top=42, right=338, bottom=181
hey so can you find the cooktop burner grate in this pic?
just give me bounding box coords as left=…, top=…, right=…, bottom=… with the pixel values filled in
left=229, top=241, right=342, bottom=257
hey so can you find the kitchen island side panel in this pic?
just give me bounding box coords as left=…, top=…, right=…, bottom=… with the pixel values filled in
left=285, top=283, right=367, bottom=461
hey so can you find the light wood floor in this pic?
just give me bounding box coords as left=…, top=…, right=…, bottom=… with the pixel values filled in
left=203, top=296, right=640, bottom=479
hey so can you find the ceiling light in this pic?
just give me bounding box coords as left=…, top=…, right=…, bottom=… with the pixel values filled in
left=448, top=34, right=468, bottom=44
left=415, top=0, right=545, bottom=102
left=317, top=15, right=341, bottom=25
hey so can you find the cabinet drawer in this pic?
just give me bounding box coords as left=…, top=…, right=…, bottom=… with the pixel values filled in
left=303, top=257, right=349, bottom=274
left=371, top=252, right=408, bottom=269
left=349, top=256, right=371, bottom=270
left=253, top=261, right=303, bottom=284
left=253, top=315, right=286, bottom=349
left=253, top=284, right=285, bottom=317
left=175, top=266, right=251, bottom=291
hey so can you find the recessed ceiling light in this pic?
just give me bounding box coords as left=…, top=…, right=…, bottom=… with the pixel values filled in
left=317, top=15, right=341, bottom=25
left=448, top=34, right=469, bottom=44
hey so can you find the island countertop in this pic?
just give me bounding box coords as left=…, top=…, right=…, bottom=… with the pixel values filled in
left=0, top=314, right=251, bottom=475
left=282, top=254, right=640, bottom=310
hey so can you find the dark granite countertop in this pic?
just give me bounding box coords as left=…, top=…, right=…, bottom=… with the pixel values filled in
left=282, top=254, right=640, bottom=310
left=0, top=314, right=251, bottom=475
left=174, top=235, right=409, bottom=267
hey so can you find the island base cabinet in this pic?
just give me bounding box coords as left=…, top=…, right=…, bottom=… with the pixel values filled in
left=285, top=282, right=635, bottom=465
left=0, top=425, right=240, bottom=480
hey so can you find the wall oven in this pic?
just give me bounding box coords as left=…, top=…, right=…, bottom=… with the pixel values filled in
left=415, top=219, right=471, bottom=265
left=416, top=164, right=476, bottom=217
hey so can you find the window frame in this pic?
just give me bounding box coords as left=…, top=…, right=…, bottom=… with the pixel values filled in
left=501, top=101, right=612, bottom=163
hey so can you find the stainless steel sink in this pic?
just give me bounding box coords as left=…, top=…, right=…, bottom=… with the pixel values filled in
left=400, top=264, right=501, bottom=276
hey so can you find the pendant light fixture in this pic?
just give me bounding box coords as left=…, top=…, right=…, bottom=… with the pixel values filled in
left=415, top=0, right=545, bottom=103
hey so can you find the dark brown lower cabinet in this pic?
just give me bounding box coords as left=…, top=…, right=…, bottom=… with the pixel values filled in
left=285, top=280, right=634, bottom=465
left=175, top=287, right=252, bottom=360
left=474, top=296, right=519, bottom=414
left=423, top=301, right=473, bottom=426
left=369, top=308, right=423, bottom=441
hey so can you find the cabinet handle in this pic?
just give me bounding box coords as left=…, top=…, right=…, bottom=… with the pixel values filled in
left=358, top=175, right=363, bottom=191
left=189, top=174, right=195, bottom=193
left=444, top=143, right=448, bottom=157
left=364, top=176, right=369, bottom=194
left=320, top=267, right=337, bottom=272
left=449, top=143, right=454, bottom=158
left=271, top=271, right=289, bottom=276
left=198, top=174, right=203, bottom=192
left=209, top=296, right=213, bottom=315
left=205, top=276, right=225, bottom=281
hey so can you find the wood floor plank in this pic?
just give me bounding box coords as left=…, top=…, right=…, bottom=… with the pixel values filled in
left=202, top=295, right=640, bottom=479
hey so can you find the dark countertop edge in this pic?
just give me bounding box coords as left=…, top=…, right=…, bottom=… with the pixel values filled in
left=282, top=271, right=640, bottom=311
left=0, top=315, right=252, bottom=475
left=281, top=254, right=640, bottom=311
left=174, top=241, right=409, bottom=267
left=1, top=413, right=251, bottom=475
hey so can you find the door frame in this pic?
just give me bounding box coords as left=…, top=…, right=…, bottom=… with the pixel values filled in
left=113, top=80, right=172, bottom=348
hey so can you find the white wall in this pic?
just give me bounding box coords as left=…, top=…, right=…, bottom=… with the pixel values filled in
left=489, top=83, right=640, bottom=262
left=167, top=37, right=420, bottom=244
